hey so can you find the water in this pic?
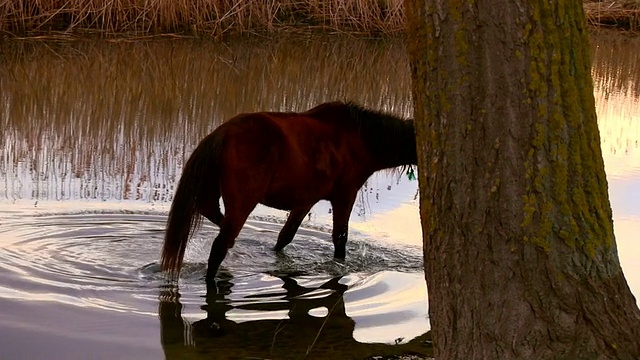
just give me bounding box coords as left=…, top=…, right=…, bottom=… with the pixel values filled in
left=0, top=208, right=426, bottom=359
left=0, top=32, right=639, bottom=359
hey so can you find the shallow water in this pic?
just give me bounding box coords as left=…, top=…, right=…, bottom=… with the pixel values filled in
left=0, top=32, right=639, bottom=359
left=0, top=207, right=426, bottom=359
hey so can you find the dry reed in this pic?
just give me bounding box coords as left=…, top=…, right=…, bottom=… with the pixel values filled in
left=584, top=0, right=640, bottom=30
left=0, top=0, right=405, bottom=37
left=1, top=1, right=636, bottom=37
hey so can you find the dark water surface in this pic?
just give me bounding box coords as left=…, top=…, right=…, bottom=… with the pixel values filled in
left=0, top=33, right=639, bottom=359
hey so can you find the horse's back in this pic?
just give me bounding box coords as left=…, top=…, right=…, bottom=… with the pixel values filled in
left=219, top=105, right=354, bottom=159
left=302, top=101, right=352, bottom=123
left=219, top=101, right=351, bottom=135
left=214, top=105, right=368, bottom=210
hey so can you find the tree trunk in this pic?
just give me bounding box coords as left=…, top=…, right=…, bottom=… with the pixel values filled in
left=404, top=0, right=640, bottom=358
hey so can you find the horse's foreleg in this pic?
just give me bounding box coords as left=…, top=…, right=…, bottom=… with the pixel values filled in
left=330, top=193, right=357, bottom=259
left=274, top=205, right=313, bottom=252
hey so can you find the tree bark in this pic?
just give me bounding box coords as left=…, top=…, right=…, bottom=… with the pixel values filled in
left=404, top=0, right=640, bottom=358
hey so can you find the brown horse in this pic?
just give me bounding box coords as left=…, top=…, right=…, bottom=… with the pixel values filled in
left=161, top=101, right=416, bottom=283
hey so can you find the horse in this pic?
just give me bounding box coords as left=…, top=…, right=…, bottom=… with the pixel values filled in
left=161, top=101, right=416, bottom=284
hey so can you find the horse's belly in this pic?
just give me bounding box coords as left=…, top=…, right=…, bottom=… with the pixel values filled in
left=260, top=182, right=330, bottom=211
left=260, top=198, right=300, bottom=211
left=259, top=150, right=343, bottom=210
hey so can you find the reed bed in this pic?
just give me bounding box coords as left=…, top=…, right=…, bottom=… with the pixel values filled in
left=0, top=0, right=405, bottom=37
left=584, top=0, right=640, bottom=30
left=1, top=0, right=637, bottom=37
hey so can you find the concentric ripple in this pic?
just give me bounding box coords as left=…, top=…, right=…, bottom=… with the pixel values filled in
left=0, top=208, right=424, bottom=323
left=0, top=207, right=429, bottom=350
left=0, top=210, right=167, bottom=314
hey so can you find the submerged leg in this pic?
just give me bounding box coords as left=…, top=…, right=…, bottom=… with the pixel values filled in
left=330, top=193, right=358, bottom=259
left=274, top=205, right=313, bottom=252
left=206, top=207, right=253, bottom=284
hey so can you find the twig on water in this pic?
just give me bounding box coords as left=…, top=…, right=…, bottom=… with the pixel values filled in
left=270, top=309, right=290, bottom=354
left=304, top=297, right=344, bottom=359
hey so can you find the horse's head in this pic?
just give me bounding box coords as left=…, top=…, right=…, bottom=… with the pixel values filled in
left=403, top=119, right=418, bottom=166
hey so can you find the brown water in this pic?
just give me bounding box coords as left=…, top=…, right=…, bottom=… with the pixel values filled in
left=0, top=33, right=638, bottom=359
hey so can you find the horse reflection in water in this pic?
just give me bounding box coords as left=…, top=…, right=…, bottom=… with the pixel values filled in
left=161, top=101, right=416, bottom=284
left=158, top=274, right=431, bottom=359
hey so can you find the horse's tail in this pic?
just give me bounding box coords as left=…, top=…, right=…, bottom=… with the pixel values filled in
left=161, top=132, right=221, bottom=279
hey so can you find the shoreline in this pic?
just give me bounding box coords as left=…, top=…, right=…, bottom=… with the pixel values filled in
left=585, top=0, right=640, bottom=30
left=0, top=1, right=637, bottom=40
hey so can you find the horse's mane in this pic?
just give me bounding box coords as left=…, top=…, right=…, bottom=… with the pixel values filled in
left=347, top=102, right=413, bottom=160
left=305, top=101, right=414, bottom=167
left=344, top=101, right=410, bottom=135
left=305, top=101, right=411, bottom=133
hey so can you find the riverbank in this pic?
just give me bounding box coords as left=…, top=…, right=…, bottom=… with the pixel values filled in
left=0, top=0, right=637, bottom=39
left=585, top=0, right=640, bottom=30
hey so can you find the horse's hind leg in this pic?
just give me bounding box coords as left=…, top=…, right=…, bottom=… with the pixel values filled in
left=202, top=205, right=223, bottom=227
left=274, top=205, right=313, bottom=252
left=206, top=204, right=254, bottom=283
left=200, top=189, right=224, bottom=227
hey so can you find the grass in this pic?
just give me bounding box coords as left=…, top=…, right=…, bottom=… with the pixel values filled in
left=1, top=0, right=636, bottom=38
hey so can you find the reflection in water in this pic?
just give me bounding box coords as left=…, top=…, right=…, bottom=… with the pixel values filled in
left=2, top=35, right=639, bottom=207
left=0, top=37, right=411, bottom=215
left=159, top=276, right=353, bottom=359
left=0, top=208, right=428, bottom=357
left=591, top=32, right=640, bottom=181
left=591, top=32, right=640, bottom=99
left=589, top=33, right=640, bottom=296
left=1, top=34, right=639, bottom=208
left=159, top=273, right=431, bottom=359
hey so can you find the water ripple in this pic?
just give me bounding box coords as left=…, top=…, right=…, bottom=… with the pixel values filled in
left=0, top=209, right=423, bottom=314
